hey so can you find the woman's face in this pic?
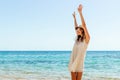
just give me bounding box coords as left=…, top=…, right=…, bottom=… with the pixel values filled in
left=76, top=28, right=82, bottom=36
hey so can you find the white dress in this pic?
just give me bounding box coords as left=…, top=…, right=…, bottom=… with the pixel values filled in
left=68, top=37, right=88, bottom=72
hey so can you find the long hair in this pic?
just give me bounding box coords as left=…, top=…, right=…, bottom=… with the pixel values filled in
left=76, top=27, right=86, bottom=42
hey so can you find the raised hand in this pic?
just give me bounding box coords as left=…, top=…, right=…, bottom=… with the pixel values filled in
left=72, top=12, right=76, bottom=18
left=78, top=4, right=83, bottom=12
left=72, top=11, right=78, bottom=28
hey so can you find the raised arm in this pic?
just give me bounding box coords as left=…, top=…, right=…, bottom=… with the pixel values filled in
left=72, top=12, right=78, bottom=29
left=78, top=4, right=90, bottom=44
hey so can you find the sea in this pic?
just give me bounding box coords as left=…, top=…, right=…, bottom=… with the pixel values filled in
left=0, top=51, right=120, bottom=80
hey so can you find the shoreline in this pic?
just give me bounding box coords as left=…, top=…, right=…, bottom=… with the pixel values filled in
left=0, top=75, right=120, bottom=80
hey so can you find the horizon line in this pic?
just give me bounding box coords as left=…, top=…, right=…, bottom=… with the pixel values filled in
left=0, top=50, right=120, bottom=51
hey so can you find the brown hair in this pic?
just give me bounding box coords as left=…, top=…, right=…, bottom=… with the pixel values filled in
left=75, top=26, right=86, bottom=42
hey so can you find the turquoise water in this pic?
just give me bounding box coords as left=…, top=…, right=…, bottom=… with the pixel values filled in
left=0, top=51, right=120, bottom=80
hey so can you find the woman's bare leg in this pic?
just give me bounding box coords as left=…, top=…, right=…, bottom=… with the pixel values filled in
left=76, top=72, right=83, bottom=80
left=71, top=72, right=77, bottom=80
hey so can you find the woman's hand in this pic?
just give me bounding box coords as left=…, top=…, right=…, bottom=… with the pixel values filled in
left=72, top=12, right=76, bottom=18
left=72, top=11, right=78, bottom=28
left=78, top=4, right=83, bottom=13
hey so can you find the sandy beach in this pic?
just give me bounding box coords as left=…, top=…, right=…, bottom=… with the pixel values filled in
left=0, top=74, right=120, bottom=80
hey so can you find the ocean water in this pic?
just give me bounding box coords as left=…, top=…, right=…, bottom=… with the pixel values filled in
left=0, top=51, right=120, bottom=80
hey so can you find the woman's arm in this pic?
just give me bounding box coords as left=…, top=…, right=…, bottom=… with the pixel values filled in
left=72, top=12, right=78, bottom=29
left=78, top=4, right=90, bottom=44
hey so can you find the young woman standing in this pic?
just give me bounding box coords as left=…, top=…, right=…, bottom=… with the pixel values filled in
left=68, top=4, right=90, bottom=80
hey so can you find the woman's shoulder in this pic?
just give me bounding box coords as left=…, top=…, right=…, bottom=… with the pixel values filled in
left=74, top=36, right=88, bottom=45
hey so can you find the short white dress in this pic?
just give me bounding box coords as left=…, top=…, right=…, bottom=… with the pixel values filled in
left=68, top=37, right=88, bottom=72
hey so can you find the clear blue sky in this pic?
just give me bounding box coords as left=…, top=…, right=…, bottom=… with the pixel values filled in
left=0, top=0, right=120, bottom=51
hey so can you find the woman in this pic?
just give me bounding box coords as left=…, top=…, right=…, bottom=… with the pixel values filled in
left=68, top=4, right=90, bottom=80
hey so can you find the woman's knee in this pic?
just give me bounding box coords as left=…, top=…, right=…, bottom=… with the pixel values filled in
left=71, top=72, right=76, bottom=75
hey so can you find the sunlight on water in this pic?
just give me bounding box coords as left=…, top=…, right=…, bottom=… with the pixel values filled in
left=0, top=51, right=120, bottom=80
